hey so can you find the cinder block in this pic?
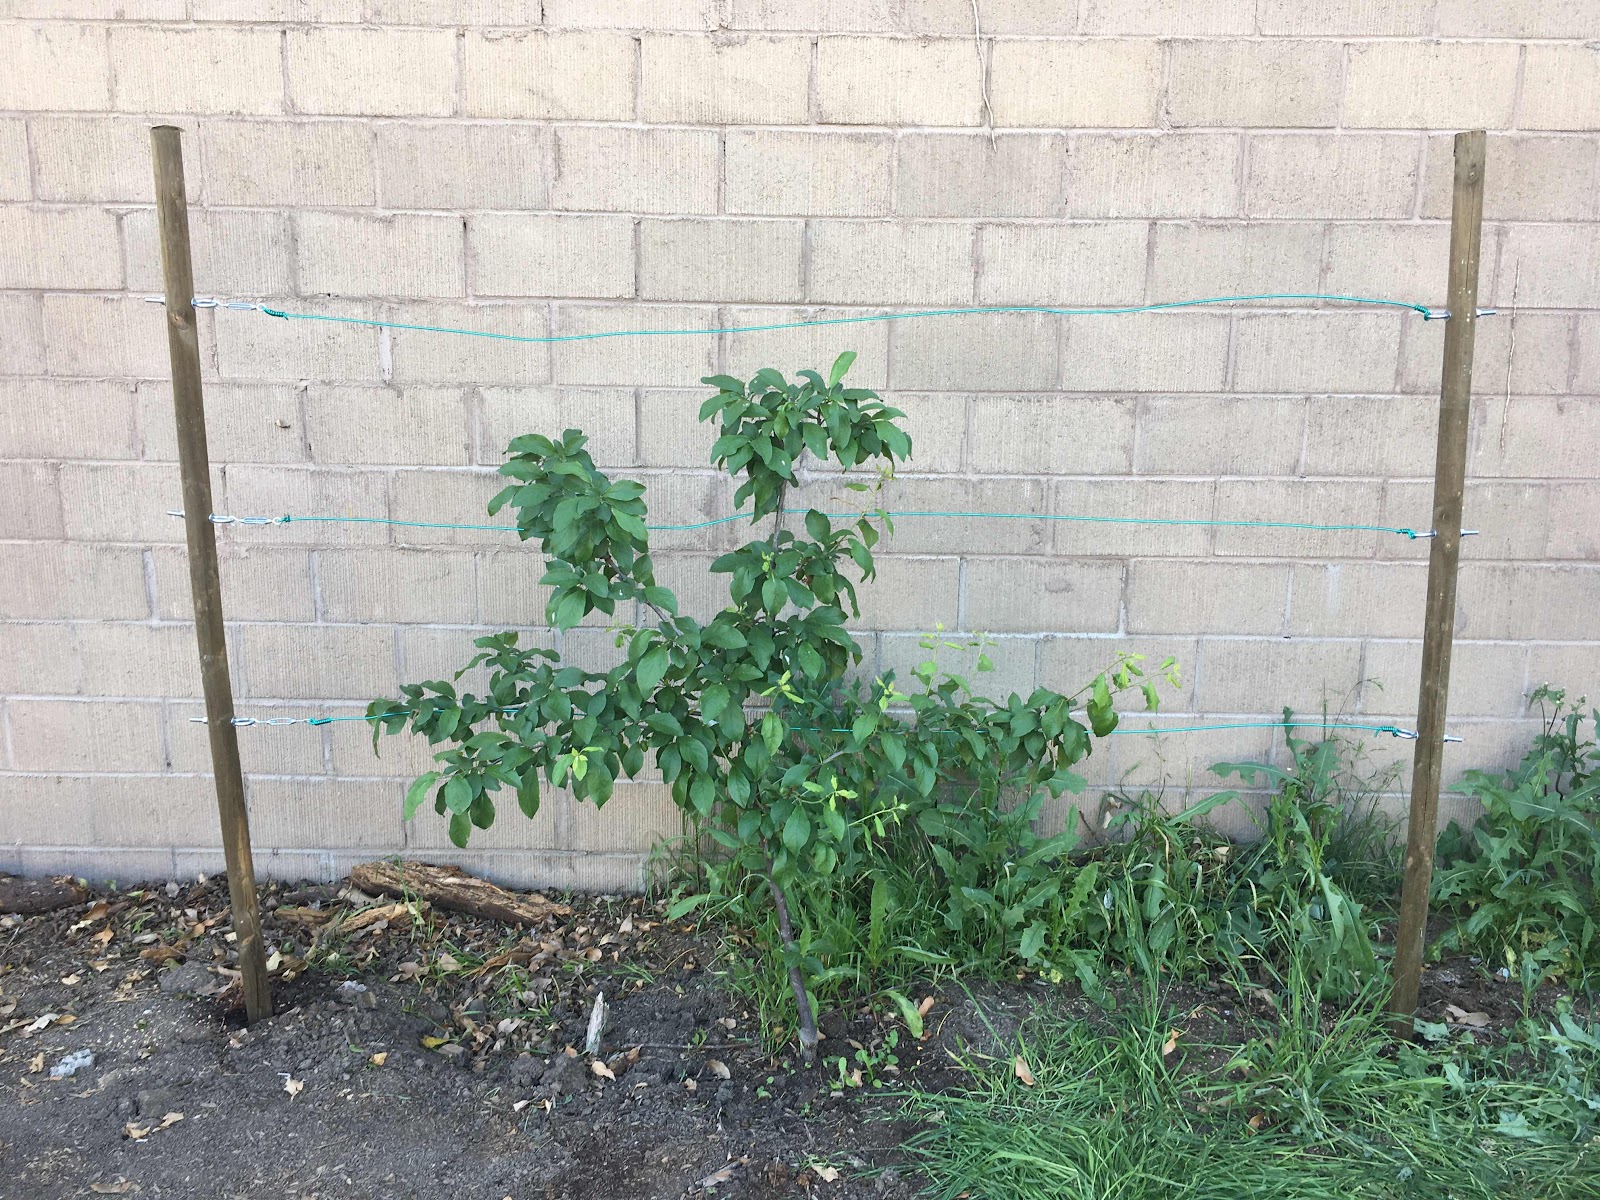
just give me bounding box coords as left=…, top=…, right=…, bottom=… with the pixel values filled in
left=1257, top=0, right=1434, bottom=35
left=1137, top=394, right=1305, bottom=477
left=319, top=548, right=477, bottom=623
left=964, top=558, right=1123, bottom=635
left=468, top=215, right=633, bottom=300
left=642, top=34, right=810, bottom=123
left=636, top=471, right=742, bottom=553
left=971, top=394, right=1135, bottom=475
left=138, top=381, right=305, bottom=465
left=295, top=212, right=464, bottom=298
left=552, top=127, right=721, bottom=216
left=0, top=463, right=63, bottom=539
left=817, top=37, right=981, bottom=126
left=1148, top=222, right=1321, bottom=298
left=989, top=39, right=1161, bottom=127
left=1245, top=134, right=1420, bottom=219
left=0, top=378, right=138, bottom=460
left=1548, top=483, right=1600, bottom=561
left=896, top=133, right=1067, bottom=218
left=7, top=700, right=167, bottom=774
left=1420, top=134, right=1599, bottom=222
left=125, top=208, right=294, bottom=295
left=648, top=552, right=737, bottom=624
left=221, top=465, right=391, bottom=545
left=1063, top=312, right=1230, bottom=391
left=1082, top=0, right=1255, bottom=34
left=479, top=549, right=574, bottom=626
left=377, top=124, right=551, bottom=211
left=77, top=621, right=203, bottom=697
left=1527, top=643, right=1600, bottom=703
left=1127, top=560, right=1291, bottom=635
left=716, top=306, right=890, bottom=388
left=0, top=295, right=45, bottom=374
left=0, top=543, right=149, bottom=619
left=1320, top=223, right=1449, bottom=302
left=879, top=631, right=1037, bottom=702
left=1052, top=479, right=1214, bottom=557
left=387, top=467, right=504, bottom=545
left=889, top=311, right=1058, bottom=390
left=725, top=131, right=894, bottom=217
left=1288, top=562, right=1427, bottom=637
left=551, top=304, right=717, bottom=387
left=731, top=0, right=898, bottom=30
left=385, top=303, right=551, bottom=386
left=287, top=27, right=456, bottom=116
left=1496, top=225, right=1600, bottom=308
left=544, top=0, right=718, bottom=28
left=850, top=556, right=961, bottom=631
left=2, top=25, right=111, bottom=112
left=1101, top=725, right=1279, bottom=801
left=1345, top=42, right=1519, bottom=130
left=875, top=393, right=965, bottom=473
left=1363, top=639, right=1530, bottom=719
left=808, top=221, right=973, bottom=305
left=249, top=778, right=406, bottom=852
left=30, top=116, right=199, bottom=203
left=0, top=624, right=81, bottom=694
left=151, top=544, right=316, bottom=622
left=1066, top=134, right=1239, bottom=219
left=1471, top=397, right=1600, bottom=480
left=1192, top=638, right=1364, bottom=715
left=639, top=390, right=720, bottom=469
left=1437, top=0, right=1595, bottom=36
left=400, top=625, right=556, bottom=691
left=0, top=775, right=216, bottom=850
left=167, top=701, right=329, bottom=776
left=1381, top=479, right=1551, bottom=561
left=406, top=777, right=564, bottom=853
left=1457, top=564, right=1600, bottom=640
left=977, top=223, right=1146, bottom=307
left=330, top=711, right=440, bottom=779
left=1301, top=395, right=1439, bottom=478
left=239, top=623, right=398, bottom=700
left=563, top=782, right=684, bottom=854
left=1038, top=634, right=1198, bottom=708
left=213, top=297, right=381, bottom=384
left=1167, top=39, right=1342, bottom=128
left=0, top=120, right=27, bottom=202
left=304, top=385, right=470, bottom=466
left=1399, top=311, right=1571, bottom=397
left=863, top=477, right=1049, bottom=556
left=368, top=0, right=539, bottom=22
left=10, top=0, right=185, bottom=18
left=111, top=26, right=283, bottom=115
left=462, top=30, right=636, bottom=120
left=1213, top=478, right=1386, bottom=559
left=59, top=462, right=187, bottom=543
left=640, top=219, right=805, bottom=303
left=202, top=119, right=375, bottom=207
left=0, top=207, right=121, bottom=289
left=191, top=0, right=363, bottom=17
left=1520, top=44, right=1600, bottom=132
left=1577, top=317, right=1600, bottom=395
left=479, top=386, right=637, bottom=467
left=1233, top=313, right=1403, bottom=393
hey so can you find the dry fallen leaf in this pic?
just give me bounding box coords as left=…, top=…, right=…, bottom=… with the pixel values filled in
left=590, top=1060, right=616, bottom=1081
left=368, top=1052, right=388, bottom=1067
left=1248, top=1113, right=1265, bottom=1131
left=512, top=1098, right=533, bottom=1113
left=91, top=928, right=115, bottom=950
left=283, top=1077, right=304, bottom=1098
left=157, top=1112, right=183, bottom=1130
left=1013, top=1055, right=1036, bottom=1087
left=706, top=1058, right=731, bottom=1080
left=1445, top=1004, right=1491, bottom=1028
left=24, top=1013, right=57, bottom=1035
left=122, top=1122, right=152, bottom=1141
left=683, top=1078, right=698, bottom=1092
left=696, top=1157, right=749, bottom=1188
left=1163, top=1029, right=1182, bottom=1057
left=28, top=1052, right=45, bottom=1074
left=60, top=974, right=82, bottom=987
left=814, top=1165, right=842, bottom=1183
left=89, top=1179, right=139, bottom=1194
left=420, top=1035, right=448, bottom=1049
left=436, top=953, right=462, bottom=974
left=917, top=996, right=936, bottom=1017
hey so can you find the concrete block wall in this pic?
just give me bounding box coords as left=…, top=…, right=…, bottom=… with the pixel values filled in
left=2, top=3, right=1597, bottom=888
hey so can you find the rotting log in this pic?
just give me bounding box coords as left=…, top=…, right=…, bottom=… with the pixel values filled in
left=348, top=861, right=571, bottom=925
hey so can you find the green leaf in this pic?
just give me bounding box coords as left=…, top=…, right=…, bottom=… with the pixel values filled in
left=1018, top=921, right=1047, bottom=962
left=516, top=770, right=541, bottom=819
left=469, top=792, right=495, bottom=830
left=781, top=806, right=811, bottom=854
left=442, top=775, right=472, bottom=814
left=762, top=711, right=784, bottom=754
left=883, top=988, right=923, bottom=1038
left=552, top=589, right=588, bottom=631
left=700, top=684, right=730, bottom=721
left=666, top=892, right=715, bottom=921
left=404, top=772, right=440, bottom=821
left=636, top=645, right=670, bottom=692
left=827, top=350, right=857, bottom=387
left=448, top=810, right=471, bottom=848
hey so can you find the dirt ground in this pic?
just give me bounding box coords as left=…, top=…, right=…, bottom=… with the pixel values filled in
left=0, top=870, right=1579, bottom=1200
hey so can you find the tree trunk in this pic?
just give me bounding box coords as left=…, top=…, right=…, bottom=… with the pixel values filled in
left=766, top=872, right=818, bottom=1064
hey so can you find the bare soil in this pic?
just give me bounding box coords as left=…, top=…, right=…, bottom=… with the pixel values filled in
left=0, top=872, right=1579, bottom=1200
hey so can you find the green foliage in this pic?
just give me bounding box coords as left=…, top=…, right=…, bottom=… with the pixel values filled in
left=370, top=352, right=1152, bottom=1048
left=1434, top=686, right=1600, bottom=983
left=902, top=972, right=1600, bottom=1200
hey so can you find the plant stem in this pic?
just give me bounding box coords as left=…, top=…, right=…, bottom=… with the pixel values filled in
left=766, top=867, right=818, bottom=1064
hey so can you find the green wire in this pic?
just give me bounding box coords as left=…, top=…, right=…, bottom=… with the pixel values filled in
left=262, top=509, right=1422, bottom=538
left=257, top=292, right=1433, bottom=344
